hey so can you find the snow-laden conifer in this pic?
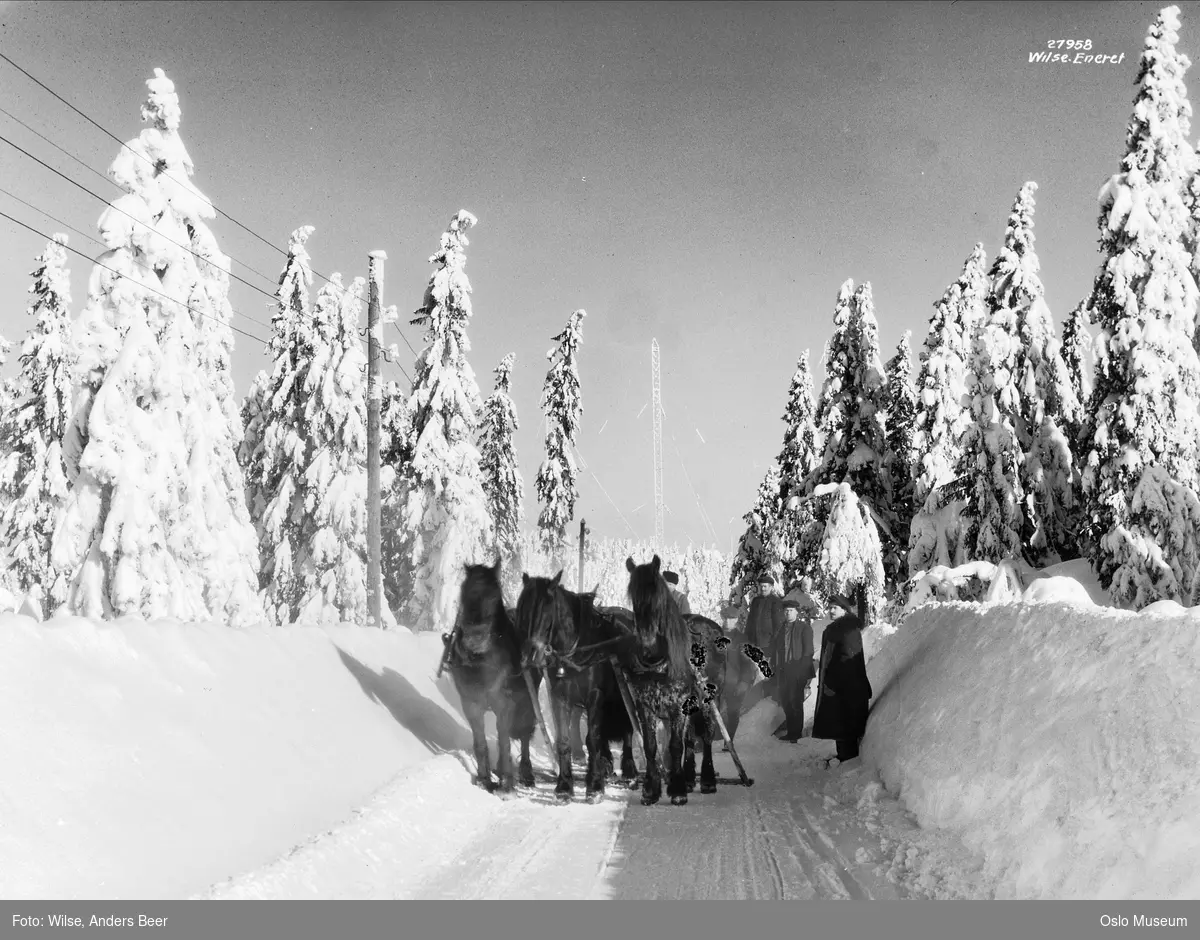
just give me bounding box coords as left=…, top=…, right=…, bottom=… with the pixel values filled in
left=395, top=211, right=494, bottom=632
left=910, top=244, right=988, bottom=512
left=380, top=378, right=412, bottom=614
left=535, top=309, right=586, bottom=570
left=0, top=235, right=74, bottom=614
left=774, top=350, right=822, bottom=581
left=51, top=68, right=261, bottom=626
left=242, top=225, right=318, bottom=619
left=1081, top=6, right=1200, bottom=607
left=810, top=482, right=886, bottom=624
left=728, top=463, right=784, bottom=605
left=479, top=353, right=525, bottom=573
left=811, top=280, right=857, bottom=487
left=292, top=275, right=378, bottom=624
left=881, top=331, right=917, bottom=584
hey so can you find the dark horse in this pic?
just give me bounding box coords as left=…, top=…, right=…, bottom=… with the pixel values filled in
left=516, top=572, right=637, bottom=803
left=623, top=554, right=723, bottom=805
left=445, top=560, right=538, bottom=794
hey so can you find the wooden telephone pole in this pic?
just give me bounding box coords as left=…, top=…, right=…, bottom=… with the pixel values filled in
left=366, top=250, right=387, bottom=628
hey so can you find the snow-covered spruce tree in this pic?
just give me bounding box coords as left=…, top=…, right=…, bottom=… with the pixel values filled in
left=810, top=482, right=886, bottom=624
left=811, top=280, right=857, bottom=488
left=982, top=182, right=1081, bottom=565
left=812, top=282, right=891, bottom=554
left=0, top=235, right=74, bottom=615
left=910, top=244, right=988, bottom=513
left=479, top=352, right=524, bottom=577
left=1081, top=5, right=1200, bottom=607
left=240, top=225, right=318, bottom=619
left=907, top=245, right=989, bottom=580
left=535, top=309, right=586, bottom=572
left=1060, top=300, right=1093, bottom=437
left=774, top=349, right=822, bottom=583
left=954, top=188, right=1039, bottom=567
left=292, top=274, right=382, bottom=624
left=395, top=210, right=494, bottom=632
left=380, top=378, right=413, bottom=614
left=51, top=68, right=261, bottom=626
left=728, top=462, right=784, bottom=605
left=881, top=331, right=917, bottom=585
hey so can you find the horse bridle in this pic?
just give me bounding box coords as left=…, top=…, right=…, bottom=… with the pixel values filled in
left=535, top=591, right=625, bottom=676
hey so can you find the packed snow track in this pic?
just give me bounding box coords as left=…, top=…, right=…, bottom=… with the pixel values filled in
left=412, top=701, right=993, bottom=900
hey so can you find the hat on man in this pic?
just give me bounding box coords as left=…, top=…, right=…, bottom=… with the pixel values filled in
left=757, top=572, right=776, bottom=585
left=828, top=592, right=856, bottom=613
left=782, top=598, right=802, bottom=612
left=663, top=570, right=680, bottom=585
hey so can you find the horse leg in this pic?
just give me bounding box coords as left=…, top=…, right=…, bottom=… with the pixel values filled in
left=683, top=720, right=697, bottom=791
left=637, top=694, right=662, bottom=806
left=570, top=703, right=587, bottom=764
left=584, top=688, right=606, bottom=803
left=666, top=703, right=688, bottom=805
left=699, top=709, right=718, bottom=794
left=550, top=681, right=575, bottom=801
left=517, top=733, right=536, bottom=788
left=494, top=693, right=516, bottom=794
left=620, top=733, right=638, bottom=785
left=463, top=694, right=494, bottom=792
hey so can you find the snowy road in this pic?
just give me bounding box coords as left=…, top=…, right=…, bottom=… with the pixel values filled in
left=409, top=701, right=997, bottom=900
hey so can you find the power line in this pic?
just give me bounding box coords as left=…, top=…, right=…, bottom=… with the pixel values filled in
left=0, top=65, right=421, bottom=382
left=0, top=103, right=120, bottom=193
left=0, top=131, right=283, bottom=310
left=0, top=207, right=268, bottom=345
left=572, top=442, right=639, bottom=540
left=0, top=51, right=379, bottom=308
left=0, top=207, right=411, bottom=390
left=0, top=50, right=285, bottom=260
left=0, top=101, right=282, bottom=292
left=0, top=166, right=411, bottom=388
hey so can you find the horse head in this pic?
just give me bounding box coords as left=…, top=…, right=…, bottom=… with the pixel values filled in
left=515, top=570, right=576, bottom=670
left=457, top=559, right=505, bottom=656
left=624, top=554, right=692, bottom=682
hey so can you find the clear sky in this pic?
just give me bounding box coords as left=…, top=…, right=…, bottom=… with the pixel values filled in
left=0, top=0, right=1188, bottom=551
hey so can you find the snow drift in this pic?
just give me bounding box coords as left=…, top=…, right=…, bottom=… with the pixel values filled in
left=864, top=593, right=1200, bottom=899
left=0, top=614, right=473, bottom=899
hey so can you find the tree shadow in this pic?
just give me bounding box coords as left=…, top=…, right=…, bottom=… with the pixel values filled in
left=336, top=646, right=473, bottom=756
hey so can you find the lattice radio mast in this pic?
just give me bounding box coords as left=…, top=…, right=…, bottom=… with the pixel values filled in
left=651, top=338, right=664, bottom=546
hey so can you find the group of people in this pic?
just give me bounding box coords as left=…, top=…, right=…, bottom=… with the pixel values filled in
left=663, top=565, right=873, bottom=768
left=738, top=572, right=873, bottom=767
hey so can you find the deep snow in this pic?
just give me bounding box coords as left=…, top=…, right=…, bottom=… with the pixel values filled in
left=0, top=557, right=1196, bottom=899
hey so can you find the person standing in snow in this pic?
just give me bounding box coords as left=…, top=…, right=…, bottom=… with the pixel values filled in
left=812, top=590, right=873, bottom=766
left=663, top=570, right=692, bottom=615
left=742, top=572, right=786, bottom=710
left=774, top=577, right=819, bottom=741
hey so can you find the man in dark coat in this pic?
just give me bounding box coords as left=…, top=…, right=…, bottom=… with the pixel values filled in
left=776, top=595, right=817, bottom=742
left=742, top=572, right=786, bottom=709
left=811, top=590, right=873, bottom=766
left=663, top=570, right=692, bottom=614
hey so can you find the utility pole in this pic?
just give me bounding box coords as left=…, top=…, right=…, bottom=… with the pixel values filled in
left=651, top=338, right=664, bottom=548
left=366, top=250, right=387, bottom=629
left=578, top=518, right=588, bottom=592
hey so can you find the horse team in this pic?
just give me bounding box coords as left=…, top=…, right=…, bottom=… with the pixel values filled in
left=443, top=554, right=759, bottom=807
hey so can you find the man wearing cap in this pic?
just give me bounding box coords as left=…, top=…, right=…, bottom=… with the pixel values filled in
left=775, top=577, right=820, bottom=741
left=743, top=572, right=786, bottom=708
left=663, top=570, right=692, bottom=615
left=812, top=588, right=873, bottom=766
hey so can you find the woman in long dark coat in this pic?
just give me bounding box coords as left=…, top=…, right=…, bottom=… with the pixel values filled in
left=811, top=591, right=873, bottom=766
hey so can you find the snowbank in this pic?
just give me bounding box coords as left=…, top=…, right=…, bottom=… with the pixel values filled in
left=0, top=613, right=473, bottom=899
left=863, top=600, right=1200, bottom=898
